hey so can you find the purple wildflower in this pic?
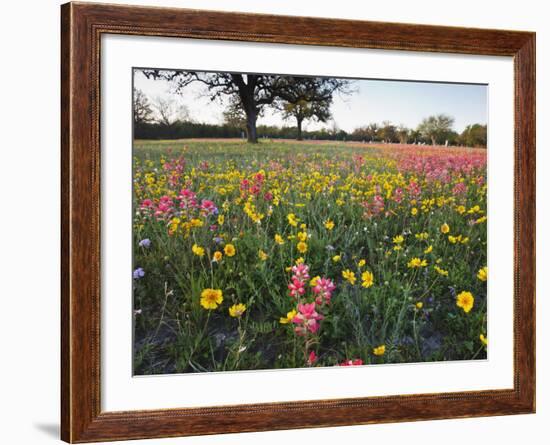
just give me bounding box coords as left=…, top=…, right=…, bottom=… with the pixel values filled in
left=139, top=238, right=151, bottom=248
left=133, top=267, right=145, bottom=279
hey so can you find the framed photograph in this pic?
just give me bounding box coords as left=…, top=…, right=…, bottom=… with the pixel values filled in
left=61, top=2, right=535, bottom=442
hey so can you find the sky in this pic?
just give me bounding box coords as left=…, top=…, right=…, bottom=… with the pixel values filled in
left=134, top=69, right=487, bottom=133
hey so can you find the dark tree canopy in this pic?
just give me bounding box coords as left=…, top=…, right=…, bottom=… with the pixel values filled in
left=460, top=124, right=487, bottom=148
left=275, top=76, right=350, bottom=140
left=142, top=70, right=350, bottom=143
left=417, top=114, right=455, bottom=146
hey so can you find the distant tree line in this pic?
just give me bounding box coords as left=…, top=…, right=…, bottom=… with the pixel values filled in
left=134, top=82, right=487, bottom=147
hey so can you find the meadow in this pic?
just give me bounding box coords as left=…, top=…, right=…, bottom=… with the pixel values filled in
left=132, top=139, right=488, bottom=375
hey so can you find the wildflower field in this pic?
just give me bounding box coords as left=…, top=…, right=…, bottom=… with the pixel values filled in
left=133, top=139, right=488, bottom=375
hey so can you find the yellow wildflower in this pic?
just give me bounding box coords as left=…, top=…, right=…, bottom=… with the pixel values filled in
left=213, top=251, right=223, bottom=262
left=411, top=207, right=418, bottom=216
left=440, top=223, right=450, bottom=234
left=477, top=266, right=488, bottom=281
left=258, top=250, right=268, bottom=261
left=324, top=219, right=335, bottom=230
left=392, top=235, right=404, bottom=244
left=310, top=276, right=320, bottom=287
left=373, top=345, right=386, bottom=356
left=434, top=265, right=448, bottom=276
left=358, top=259, right=366, bottom=268
left=407, top=257, right=428, bottom=268
left=416, top=302, right=423, bottom=309
left=229, top=303, right=246, bottom=318
left=332, top=255, right=341, bottom=263
left=200, top=288, right=223, bottom=310
left=361, top=270, right=374, bottom=288
left=287, top=213, right=299, bottom=227
left=224, top=243, right=236, bottom=257
left=297, top=231, right=308, bottom=242
left=456, top=291, right=474, bottom=313
left=424, top=245, right=433, bottom=254
left=217, top=214, right=225, bottom=225
left=192, top=244, right=205, bottom=257
left=480, top=334, right=488, bottom=346
left=342, top=269, right=356, bottom=285
left=274, top=234, right=285, bottom=245
left=279, top=309, right=297, bottom=324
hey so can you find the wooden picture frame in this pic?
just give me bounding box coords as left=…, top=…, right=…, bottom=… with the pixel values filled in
left=61, top=2, right=535, bottom=442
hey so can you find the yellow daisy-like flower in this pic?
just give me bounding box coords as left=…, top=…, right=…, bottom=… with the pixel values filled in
left=415, top=232, right=429, bottom=240
left=332, top=255, right=341, bottom=263
left=342, top=269, right=356, bottom=285
left=440, top=223, right=450, bottom=234
left=200, top=288, right=223, bottom=310
left=310, top=276, right=321, bottom=287
left=411, top=207, right=418, bottom=216
left=448, top=235, right=458, bottom=244
left=477, top=266, right=488, bottom=282
left=212, top=251, right=223, bottom=262
left=192, top=244, right=205, bottom=257
left=479, top=334, right=488, bottom=346
left=229, top=303, right=246, bottom=318
left=287, top=213, right=299, bottom=227
left=297, top=241, right=308, bottom=254
left=217, top=214, right=225, bottom=225
left=393, top=235, right=404, bottom=244
left=224, top=243, right=236, bottom=257
left=456, top=291, right=474, bottom=313
left=295, top=257, right=305, bottom=265
left=434, top=265, right=449, bottom=276
left=274, top=234, right=285, bottom=245
left=279, top=309, right=297, bottom=324
left=358, top=259, right=366, bottom=268
left=258, top=249, right=268, bottom=261
left=424, top=245, right=433, bottom=254
left=361, top=270, right=374, bottom=288
left=297, top=231, right=308, bottom=242
left=190, top=218, right=203, bottom=228
left=456, top=205, right=466, bottom=214
left=373, top=345, right=386, bottom=356
left=324, top=219, right=335, bottom=231
left=407, top=257, right=428, bottom=268
left=415, top=302, right=423, bottom=309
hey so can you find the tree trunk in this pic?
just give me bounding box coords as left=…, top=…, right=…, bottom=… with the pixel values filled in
left=431, top=136, right=436, bottom=146
left=296, top=117, right=303, bottom=141
left=244, top=105, right=258, bottom=143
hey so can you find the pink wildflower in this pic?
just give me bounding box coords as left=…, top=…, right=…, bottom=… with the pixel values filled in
left=291, top=263, right=310, bottom=282
left=288, top=277, right=306, bottom=299
left=313, top=277, right=336, bottom=305
left=292, top=303, right=324, bottom=335
left=339, top=359, right=363, bottom=366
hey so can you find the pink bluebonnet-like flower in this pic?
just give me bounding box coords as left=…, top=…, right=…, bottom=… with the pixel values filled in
left=291, top=263, right=310, bottom=282
left=200, top=199, right=218, bottom=216
left=307, top=350, right=318, bottom=366
left=288, top=277, right=306, bottom=299
left=339, top=359, right=363, bottom=366
left=292, top=302, right=324, bottom=335
left=312, top=277, right=336, bottom=305
left=178, top=188, right=198, bottom=209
